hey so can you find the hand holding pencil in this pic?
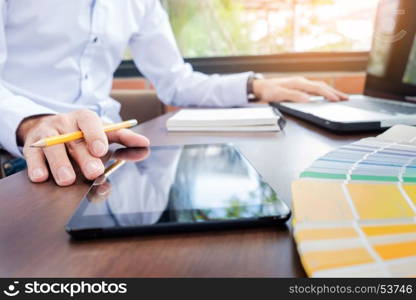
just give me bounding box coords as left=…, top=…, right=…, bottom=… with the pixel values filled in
left=17, top=110, right=150, bottom=187
left=30, top=119, right=138, bottom=148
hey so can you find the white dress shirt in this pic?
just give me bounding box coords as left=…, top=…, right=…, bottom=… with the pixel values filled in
left=0, top=0, right=251, bottom=157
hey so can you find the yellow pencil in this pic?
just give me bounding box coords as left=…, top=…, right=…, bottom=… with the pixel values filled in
left=30, top=119, right=138, bottom=148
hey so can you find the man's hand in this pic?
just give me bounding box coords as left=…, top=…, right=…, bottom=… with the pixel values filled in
left=253, top=77, right=348, bottom=103
left=17, top=109, right=150, bottom=186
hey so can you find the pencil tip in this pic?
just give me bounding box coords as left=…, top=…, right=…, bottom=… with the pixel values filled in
left=30, top=140, right=46, bottom=148
left=128, top=119, right=138, bottom=127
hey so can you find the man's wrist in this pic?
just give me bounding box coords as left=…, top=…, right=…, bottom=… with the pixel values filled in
left=247, top=73, right=264, bottom=102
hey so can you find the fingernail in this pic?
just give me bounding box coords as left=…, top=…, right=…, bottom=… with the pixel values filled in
left=86, top=161, right=103, bottom=176
left=57, top=166, right=74, bottom=184
left=92, top=140, right=106, bottom=156
left=31, top=168, right=45, bottom=180
left=97, top=184, right=110, bottom=196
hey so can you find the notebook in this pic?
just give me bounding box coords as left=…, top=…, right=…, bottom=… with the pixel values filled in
left=166, top=107, right=285, bottom=132
left=292, top=125, right=416, bottom=277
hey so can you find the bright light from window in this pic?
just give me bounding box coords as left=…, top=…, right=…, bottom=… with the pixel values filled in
left=161, top=0, right=380, bottom=58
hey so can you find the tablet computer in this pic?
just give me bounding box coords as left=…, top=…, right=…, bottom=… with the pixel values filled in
left=66, top=144, right=290, bottom=239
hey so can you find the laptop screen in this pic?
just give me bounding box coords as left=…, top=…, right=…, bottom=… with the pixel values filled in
left=365, top=0, right=416, bottom=100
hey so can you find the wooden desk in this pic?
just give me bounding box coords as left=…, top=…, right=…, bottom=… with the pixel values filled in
left=0, top=113, right=372, bottom=277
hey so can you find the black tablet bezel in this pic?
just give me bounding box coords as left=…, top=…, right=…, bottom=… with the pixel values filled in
left=66, top=144, right=291, bottom=239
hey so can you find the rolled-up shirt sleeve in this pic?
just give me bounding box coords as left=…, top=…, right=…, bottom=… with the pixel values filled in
left=129, top=0, right=252, bottom=108
left=0, top=1, right=56, bottom=157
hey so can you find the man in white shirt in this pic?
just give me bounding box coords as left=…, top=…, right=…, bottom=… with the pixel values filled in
left=1, top=0, right=347, bottom=186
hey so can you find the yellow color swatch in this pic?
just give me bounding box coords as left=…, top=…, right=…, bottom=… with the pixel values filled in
left=402, top=185, right=416, bottom=206
left=347, top=183, right=414, bottom=219
left=295, top=227, right=358, bottom=241
left=362, top=224, right=416, bottom=236
left=292, top=180, right=354, bottom=222
left=302, top=248, right=374, bottom=274
left=374, top=241, right=416, bottom=260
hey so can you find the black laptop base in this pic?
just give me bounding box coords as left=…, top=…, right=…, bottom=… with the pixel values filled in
left=271, top=103, right=382, bottom=133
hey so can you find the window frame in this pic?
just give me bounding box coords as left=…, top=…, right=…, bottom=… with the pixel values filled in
left=115, top=51, right=369, bottom=77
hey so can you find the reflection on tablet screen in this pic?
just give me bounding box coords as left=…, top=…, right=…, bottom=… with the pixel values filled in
left=68, top=144, right=290, bottom=232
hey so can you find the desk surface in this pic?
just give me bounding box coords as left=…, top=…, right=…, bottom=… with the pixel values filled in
left=0, top=113, right=373, bottom=277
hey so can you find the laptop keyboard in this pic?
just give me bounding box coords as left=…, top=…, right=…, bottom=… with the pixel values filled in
left=340, top=97, right=416, bottom=115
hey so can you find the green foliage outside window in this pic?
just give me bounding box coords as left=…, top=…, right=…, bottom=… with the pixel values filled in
left=161, top=0, right=379, bottom=58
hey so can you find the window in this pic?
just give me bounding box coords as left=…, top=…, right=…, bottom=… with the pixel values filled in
left=161, top=0, right=380, bottom=58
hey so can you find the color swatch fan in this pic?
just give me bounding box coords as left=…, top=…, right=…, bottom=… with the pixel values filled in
left=292, top=125, right=416, bottom=277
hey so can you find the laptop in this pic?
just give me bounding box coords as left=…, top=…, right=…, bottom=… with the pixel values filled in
left=272, top=0, right=416, bottom=132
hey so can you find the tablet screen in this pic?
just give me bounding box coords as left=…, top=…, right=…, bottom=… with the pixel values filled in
left=67, top=144, right=290, bottom=233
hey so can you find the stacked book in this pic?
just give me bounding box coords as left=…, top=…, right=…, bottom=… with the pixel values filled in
left=166, top=107, right=285, bottom=132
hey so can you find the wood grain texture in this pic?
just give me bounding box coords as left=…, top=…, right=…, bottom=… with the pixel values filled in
left=0, top=113, right=373, bottom=277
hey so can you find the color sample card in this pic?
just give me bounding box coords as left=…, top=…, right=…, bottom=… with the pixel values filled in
left=292, top=138, right=416, bottom=277
left=300, top=138, right=416, bottom=182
